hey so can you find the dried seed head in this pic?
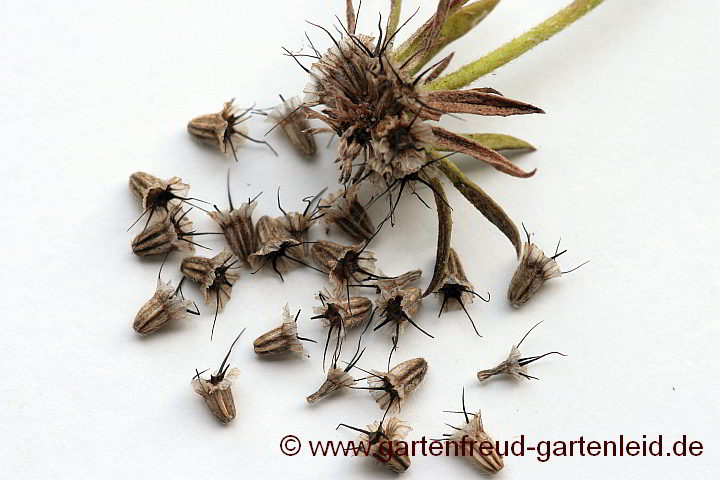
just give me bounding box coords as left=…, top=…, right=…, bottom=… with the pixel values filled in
left=366, top=357, right=428, bottom=413
left=267, top=95, right=316, bottom=156
left=187, top=99, right=250, bottom=159
left=340, top=417, right=412, bottom=473
left=476, top=321, right=565, bottom=382
left=320, top=186, right=375, bottom=242
left=507, top=226, right=587, bottom=307
left=192, top=329, right=245, bottom=423
left=131, top=205, right=195, bottom=256
left=133, top=278, right=195, bottom=335
left=208, top=181, right=259, bottom=264
left=311, top=240, right=377, bottom=297
left=253, top=304, right=313, bottom=357
left=306, top=368, right=355, bottom=404
left=444, top=392, right=504, bottom=475
left=369, top=114, right=434, bottom=182
left=435, top=248, right=489, bottom=336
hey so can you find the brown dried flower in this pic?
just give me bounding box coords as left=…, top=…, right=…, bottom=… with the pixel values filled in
left=319, top=185, right=375, bottom=242
left=267, top=95, right=316, bottom=156
left=192, top=329, right=245, bottom=423
left=338, top=417, right=412, bottom=473
left=476, top=322, right=565, bottom=382
left=253, top=304, right=315, bottom=357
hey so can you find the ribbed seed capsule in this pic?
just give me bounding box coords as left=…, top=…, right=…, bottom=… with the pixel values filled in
left=133, top=278, right=195, bottom=335
left=267, top=95, right=316, bottom=156
left=192, top=329, right=245, bottom=423
left=248, top=216, right=303, bottom=280
left=367, top=357, right=428, bottom=412
left=435, top=248, right=488, bottom=336
left=450, top=412, right=504, bottom=474
left=311, top=240, right=377, bottom=296
left=341, top=418, right=412, bottom=473
left=374, top=286, right=424, bottom=337
left=209, top=195, right=258, bottom=264
left=128, top=171, right=163, bottom=201
left=187, top=99, right=249, bottom=159
left=180, top=251, right=240, bottom=309
left=313, top=291, right=373, bottom=336
left=131, top=205, right=195, bottom=256
left=306, top=368, right=355, bottom=404
left=507, top=242, right=561, bottom=308
left=253, top=304, right=312, bottom=357
left=376, top=269, right=422, bottom=293
left=320, top=186, right=375, bottom=242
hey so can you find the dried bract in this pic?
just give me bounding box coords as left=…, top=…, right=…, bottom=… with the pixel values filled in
left=267, top=95, right=316, bottom=156
left=338, top=417, right=412, bottom=473
left=320, top=186, right=375, bottom=242
left=133, top=278, right=196, bottom=335
left=192, top=329, right=245, bottom=423
left=253, top=304, right=314, bottom=357
left=477, top=321, right=565, bottom=382
left=131, top=205, right=196, bottom=256
left=366, top=357, right=428, bottom=413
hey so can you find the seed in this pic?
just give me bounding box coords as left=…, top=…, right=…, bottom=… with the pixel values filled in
left=477, top=321, right=566, bottom=382
left=442, top=389, right=504, bottom=474
left=133, top=269, right=199, bottom=334
left=253, top=304, right=315, bottom=357
left=320, top=185, right=375, bottom=242
left=507, top=225, right=587, bottom=307
left=311, top=240, right=378, bottom=297
left=247, top=216, right=308, bottom=281
left=374, top=287, right=432, bottom=346
left=337, top=417, right=412, bottom=473
left=208, top=172, right=260, bottom=264
left=131, top=205, right=196, bottom=256
left=267, top=95, right=316, bottom=156
left=362, top=357, right=428, bottom=413
left=128, top=171, right=163, bottom=201
left=434, top=248, right=489, bottom=336
left=180, top=251, right=241, bottom=338
left=376, top=269, right=422, bottom=293
left=274, top=188, right=325, bottom=259
left=192, top=329, right=245, bottom=423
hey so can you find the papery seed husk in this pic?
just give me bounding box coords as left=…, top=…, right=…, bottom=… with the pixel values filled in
left=276, top=211, right=316, bottom=259
left=306, top=368, right=355, bottom=404
left=133, top=279, right=193, bottom=335
left=191, top=368, right=240, bottom=423
left=449, top=411, right=504, bottom=474
left=507, top=242, right=561, bottom=307
left=320, top=186, right=375, bottom=242
left=313, top=293, right=373, bottom=334
left=208, top=200, right=258, bottom=264
left=477, top=345, right=526, bottom=381
left=131, top=206, right=194, bottom=256
left=187, top=99, right=248, bottom=155
left=129, top=171, right=162, bottom=202
left=311, top=240, right=377, bottom=297
left=142, top=176, right=190, bottom=211
left=376, top=286, right=423, bottom=337
left=437, top=248, right=475, bottom=310
left=376, top=269, right=422, bottom=293
left=181, top=251, right=239, bottom=309
left=368, top=357, right=428, bottom=412
left=253, top=304, right=308, bottom=356
left=356, top=417, right=412, bottom=473
left=267, top=95, right=316, bottom=156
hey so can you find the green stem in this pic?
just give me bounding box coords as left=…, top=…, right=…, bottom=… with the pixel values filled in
left=386, top=0, right=403, bottom=48
left=426, top=0, right=606, bottom=90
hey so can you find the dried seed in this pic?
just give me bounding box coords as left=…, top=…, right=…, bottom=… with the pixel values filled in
left=131, top=205, right=197, bottom=256
left=311, top=240, right=378, bottom=297
left=434, top=248, right=489, bottom=336
left=507, top=225, right=587, bottom=307
left=319, top=185, right=375, bottom=242
left=253, top=304, right=315, bottom=357
left=188, top=99, right=260, bottom=160
left=248, top=215, right=317, bottom=281
left=376, top=269, right=422, bottom=294
left=133, top=274, right=199, bottom=335
left=476, top=321, right=566, bottom=382
left=267, top=95, right=316, bottom=156
left=128, top=171, right=163, bottom=201
left=337, top=417, right=412, bottom=473
left=275, top=188, right=325, bottom=259
left=362, top=357, right=428, bottom=413
left=208, top=173, right=259, bottom=264
left=442, top=389, right=504, bottom=474
left=180, top=251, right=241, bottom=338
left=192, top=329, right=245, bottom=423
left=374, top=286, right=430, bottom=344
left=312, top=289, right=373, bottom=368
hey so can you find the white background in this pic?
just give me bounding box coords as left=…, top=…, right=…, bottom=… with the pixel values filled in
left=1, top=0, right=718, bottom=478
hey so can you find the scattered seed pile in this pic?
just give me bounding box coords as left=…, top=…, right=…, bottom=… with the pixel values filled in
left=128, top=0, right=594, bottom=474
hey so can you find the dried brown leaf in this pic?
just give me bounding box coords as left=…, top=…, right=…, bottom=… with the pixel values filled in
left=427, top=89, right=544, bottom=116
left=423, top=176, right=452, bottom=297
